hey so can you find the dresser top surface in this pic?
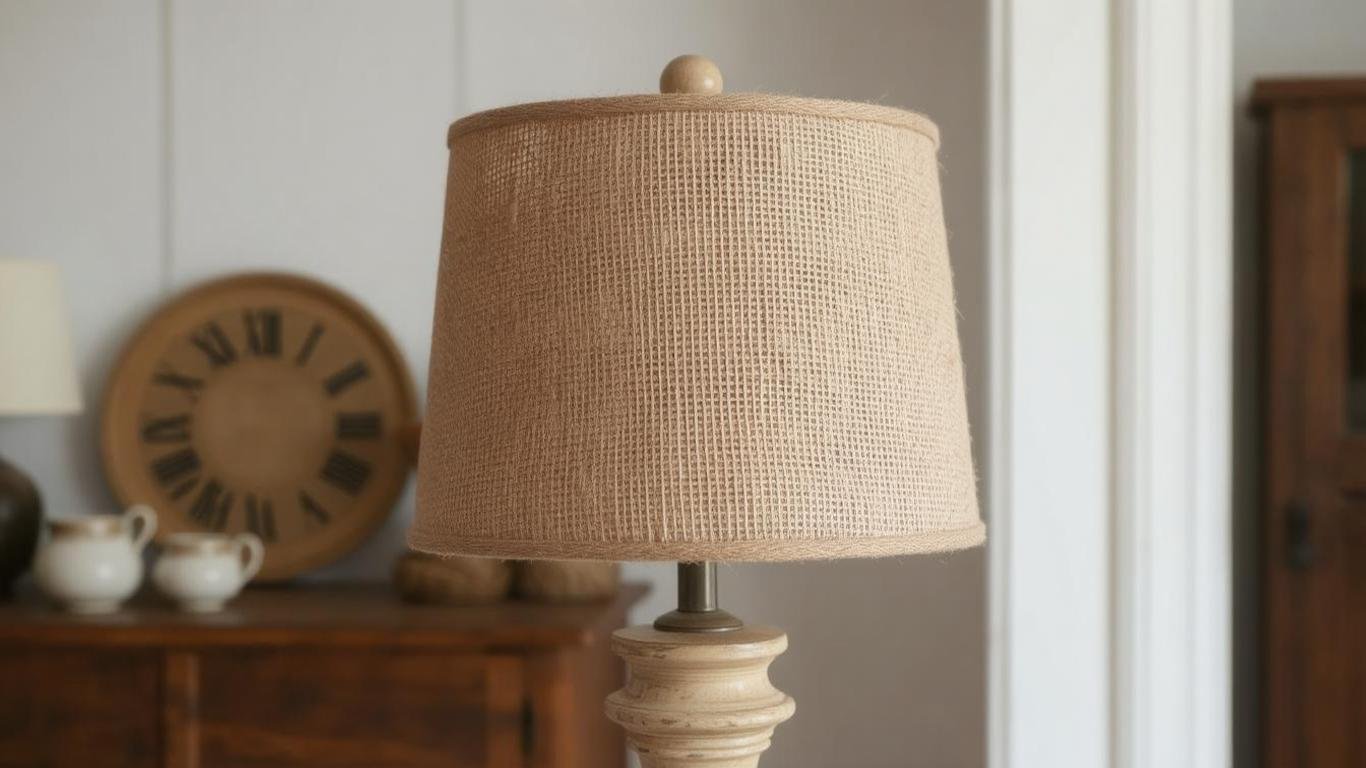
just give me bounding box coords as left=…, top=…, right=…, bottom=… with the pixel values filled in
left=1251, top=77, right=1366, bottom=113
left=0, top=582, right=648, bottom=650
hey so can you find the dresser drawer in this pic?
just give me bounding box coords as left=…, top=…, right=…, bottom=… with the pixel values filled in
left=0, top=650, right=161, bottom=768
left=191, top=650, right=524, bottom=768
left=0, top=585, right=642, bottom=768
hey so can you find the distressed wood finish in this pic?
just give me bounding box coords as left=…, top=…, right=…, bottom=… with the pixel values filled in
left=605, top=625, right=795, bottom=768
left=1254, top=78, right=1366, bottom=768
left=0, top=584, right=644, bottom=768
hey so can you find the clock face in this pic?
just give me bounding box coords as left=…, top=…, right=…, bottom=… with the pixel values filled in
left=102, top=274, right=417, bottom=581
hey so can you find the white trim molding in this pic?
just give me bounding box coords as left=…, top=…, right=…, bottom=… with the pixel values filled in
left=988, top=0, right=1231, bottom=766
left=1110, top=1, right=1232, bottom=766
left=988, top=0, right=1114, bottom=764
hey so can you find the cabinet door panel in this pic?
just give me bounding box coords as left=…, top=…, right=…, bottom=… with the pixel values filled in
left=195, top=650, right=524, bottom=768
left=1264, top=103, right=1366, bottom=768
left=0, top=649, right=161, bottom=768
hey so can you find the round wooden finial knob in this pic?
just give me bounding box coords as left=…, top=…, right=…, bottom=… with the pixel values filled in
left=659, top=54, right=723, bottom=95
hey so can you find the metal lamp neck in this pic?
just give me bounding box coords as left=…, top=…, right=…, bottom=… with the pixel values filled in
left=653, top=561, right=743, bottom=633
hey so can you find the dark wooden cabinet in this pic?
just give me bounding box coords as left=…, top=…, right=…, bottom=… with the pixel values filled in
left=1253, top=79, right=1366, bottom=768
left=0, top=584, right=644, bottom=768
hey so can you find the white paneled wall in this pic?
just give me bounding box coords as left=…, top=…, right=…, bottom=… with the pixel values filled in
left=167, top=0, right=459, bottom=577
left=0, top=2, right=988, bottom=766
left=0, top=0, right=165, bottom=517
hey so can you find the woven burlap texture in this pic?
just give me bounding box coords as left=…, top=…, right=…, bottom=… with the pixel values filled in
left=411, top=93, right=983, bottom=562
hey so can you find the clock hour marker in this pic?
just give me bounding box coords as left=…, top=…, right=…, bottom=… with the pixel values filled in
left=320, top=450, right=371, bottom=496
left=141, top=414, right=191, bottom=444
left=295, top=322, right=324, bottom=366
left=244, top=308, right=282, bottom=357
left=169, top=477, right=199, bottom=501
left=336, top=411, right=382, bottom=440
left=151, top=447, right=200, bottom=488
left=245, top=494, right=278, bottom=542
left=299, top=491, right=331, bottom=525
left=190, top=321, right=237, bottom=368
left=187, top=478, right=231, bottom=531
left=153, top=370, right=205, bottom=398
left=323, top=360, right=369, bottom=397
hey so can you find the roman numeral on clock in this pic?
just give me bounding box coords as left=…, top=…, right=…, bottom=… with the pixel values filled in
left=320, top=450, right=371, bottom=496
left=190, top=321, right=237, bottom=368
left=295, top=322, right=325, bottom=366
left=323, top=360, right=370, bottom=397
left=244, top=308, right=282, bottom=357
left=336, top=411, right=382, bottom=439
left=299, top=491, right=331, bottom=525
left=245, top=494, right=278, bottom=542
left=151, top=447, right=200, bottom=488
left=153, top=370, right=205, bottom=398
left=141, top=414, right=191, bottom=444
left=188, top=478, right=232, bottom=531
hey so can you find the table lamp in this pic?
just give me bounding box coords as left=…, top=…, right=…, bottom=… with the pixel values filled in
left=0, top=260, right=81, bottom=595
left=412, top=55, right=984, bottom=767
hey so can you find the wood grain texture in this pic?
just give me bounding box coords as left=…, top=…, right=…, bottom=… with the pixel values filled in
left=605, top=624, right=795, bottom=768
left=162, top=652, right=200, bottom=768
left=195, top=650, right=505, bottom=767
left=1257, top=80, right=1366, bottom=768
left=1251, top=78, right=1366, bottom=114
left=0, top=584, right=644, bottom=649
left=0, top=650, right=162, bottom=768
left=0, top=584, right=645, bottom=768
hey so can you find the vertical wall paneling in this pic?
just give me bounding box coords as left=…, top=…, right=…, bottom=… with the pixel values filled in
left=989, top=0, right=1113, bottom=765
left=167, top=0, right=460, bottom=578
left=0, top=0, right=166, bottom=517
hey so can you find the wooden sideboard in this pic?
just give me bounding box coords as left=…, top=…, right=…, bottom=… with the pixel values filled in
left=1251, top=79, right=1366, bottom=767
left=0, top=584, right=645, bottom=768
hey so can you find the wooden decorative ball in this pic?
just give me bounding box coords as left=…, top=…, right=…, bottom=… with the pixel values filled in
left=659, top=54, right=723, bottom=95
left=515, top=560, right=620, bottom=602
left=392, top=551, right=512, bottom=605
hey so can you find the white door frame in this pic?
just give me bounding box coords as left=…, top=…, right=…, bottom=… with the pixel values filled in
left=987, top=1, right=1232, bottom=767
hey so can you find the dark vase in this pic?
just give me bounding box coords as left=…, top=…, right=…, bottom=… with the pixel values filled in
left=0, top=454, right=42, bottom=598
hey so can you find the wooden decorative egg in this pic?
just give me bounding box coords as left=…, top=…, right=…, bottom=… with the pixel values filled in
left=101, top=273, right=417, bottom=581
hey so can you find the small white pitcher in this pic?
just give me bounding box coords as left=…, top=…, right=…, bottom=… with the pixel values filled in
left=152, top=532, right=263, bottom=613
left=34, top=504, right=157, bottom=614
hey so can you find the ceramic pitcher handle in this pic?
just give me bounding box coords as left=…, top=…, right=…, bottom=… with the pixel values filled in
left=235, top=533, right=265, bottom=584
left=125, top=504, right=158, bottom=551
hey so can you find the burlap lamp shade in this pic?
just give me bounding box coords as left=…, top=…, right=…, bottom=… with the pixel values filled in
left=411, top=69, right=983, bottom=564
left=412, top=55, right=984, bottom=768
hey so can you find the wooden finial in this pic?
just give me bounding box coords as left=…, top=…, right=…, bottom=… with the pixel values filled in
left=659, top=54, right=723, bottom=95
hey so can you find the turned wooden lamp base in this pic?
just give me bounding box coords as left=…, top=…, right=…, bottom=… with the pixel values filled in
left=606, top=564, right=794, bottom=767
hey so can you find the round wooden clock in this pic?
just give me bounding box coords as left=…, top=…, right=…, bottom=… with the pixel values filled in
left=101, top=273, right=417, bottom=581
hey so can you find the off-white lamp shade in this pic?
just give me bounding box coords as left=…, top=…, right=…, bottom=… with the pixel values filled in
left=411, top=93, right=983, bottom=562
left=0, top=260, right=81, bottom=415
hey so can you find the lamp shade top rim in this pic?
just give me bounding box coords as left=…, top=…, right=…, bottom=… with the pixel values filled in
left=448, top=92, right=940, bottom=148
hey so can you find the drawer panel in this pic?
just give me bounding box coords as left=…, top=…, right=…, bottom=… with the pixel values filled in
left=194, top=650, right=524, bottom=768
left=0, top=649, right=161, bottom=768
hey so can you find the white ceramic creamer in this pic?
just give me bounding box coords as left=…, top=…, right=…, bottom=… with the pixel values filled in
left=152, top=532, right=263, bottom=613
left=34, top=504, right=157, bottom=614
